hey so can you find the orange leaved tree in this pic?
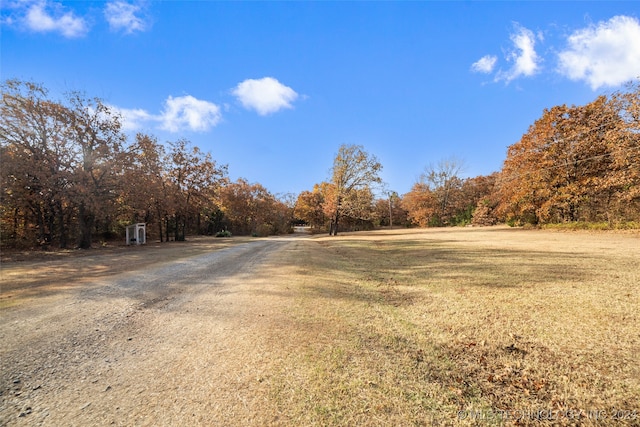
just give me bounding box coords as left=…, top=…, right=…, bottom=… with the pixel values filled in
left=327, top=144, right=382, bottom=235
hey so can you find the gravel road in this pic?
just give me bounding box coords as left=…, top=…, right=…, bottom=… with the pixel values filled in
left=1, top=236, right=304, bottom=426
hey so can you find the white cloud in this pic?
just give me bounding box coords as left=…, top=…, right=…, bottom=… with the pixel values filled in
left=160, top=96, right=222, bottom=133
left=23, top=1, right=88, bottom=38
left=109, top=106, right=154, bottom=131
left=110, top=95, right=221, bottom=133
left=471, top=55, right=497, bottom=73
left=558, top=15, right=640, bottom=90
left=496, top=24, right=541, bottom=83
left=104, top=1, right=148, bottom=34
left=232, top=77, right=298, bottom=115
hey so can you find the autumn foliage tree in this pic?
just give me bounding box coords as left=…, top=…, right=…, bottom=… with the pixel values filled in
left=0, top=80, right=73, bottom=246
left=65, top=91, right=127, bottom=248
left=2, top=79, right=291, bottom=249
left=218, top=179, right=292, bottom=236
left=294, top=184, right=327, bottom=229
left=403, top=158, right=470, bottom=227
left=404, top=83, right=638, bottom=229
left=164, top=139, right=227, bottom=241
left=1, top=80, right=128, bottom=248
left=496, top=82, right=640, bottom=225
left=374, top=192, right=409, bottom=227
left=402, top=158, right=499, bottom=228
left=469, top=173, right=500, bottom=226
left=603, top=82, right=640, bottom=219
left=3, top=78, right=639, bottom=248
left=327, top=144, right=382, bottom=235
left=121, top=133, right=169, bottom=240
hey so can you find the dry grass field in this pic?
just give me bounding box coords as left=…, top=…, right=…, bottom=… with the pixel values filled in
left=265, top=227, right=640, bottom=425
left=1, top=226, right=639, bottom=425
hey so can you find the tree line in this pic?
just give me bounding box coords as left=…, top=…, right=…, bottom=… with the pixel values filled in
left=2, top=79, right=638, bottom=248
left=293, top=152, right=498, bottom=233
left=1, top=79, right=292, bottom=249
left=294, top=82, right=639, bottom=232
left=496, top=82, right=639, bottom=225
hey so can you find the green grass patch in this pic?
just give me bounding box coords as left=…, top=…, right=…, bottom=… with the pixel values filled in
left=542, top=221, right=640, bottom=231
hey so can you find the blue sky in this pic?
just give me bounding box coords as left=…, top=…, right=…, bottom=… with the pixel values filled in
left=2, top=1, right=639, bottom=197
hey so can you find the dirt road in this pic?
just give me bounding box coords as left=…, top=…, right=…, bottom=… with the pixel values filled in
left=1, top=236, right=305, bottom=426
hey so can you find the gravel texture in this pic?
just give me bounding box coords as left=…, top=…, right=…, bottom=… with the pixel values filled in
left=1, top=237, right=299, bottom=426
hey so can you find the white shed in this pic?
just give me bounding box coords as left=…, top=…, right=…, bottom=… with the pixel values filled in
left=126, top=223, right=146, bottom=245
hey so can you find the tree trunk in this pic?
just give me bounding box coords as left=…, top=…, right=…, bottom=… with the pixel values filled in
left=175, top=213, right=186, bottom=241
left=330, top=196, right=341, bottom=236
left=156, top=203, right=164, bottom=242
left=77, top=203, right=94, bottom=249
left=44, top=203, right=55, bottom=244
left=331, top=211, right=340, bottom=236
left=31, top=204, right=46, bottom=244
left=11, top=207, right=19, bottom=240
left=57, top=201, right=68, bottom=248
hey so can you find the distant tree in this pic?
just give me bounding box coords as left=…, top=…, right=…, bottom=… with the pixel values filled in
left=421, top=158, right=465, bottom=225
left=219, top=179, right=289, bottom=236
left=374, top=191, right=403, bottom=227
left=339, top=186, right=377, bottom=230
left=327, top=144, right=382, bottom=235
left=166, top=139, right=227, bottom=241
left=403, top=158, right=466, bottom=227
left=495, top=109, right=554, bottom=224
left=0, top=79, right=73, bottom=247
left=470, top=173, right=500, bottom=226
left=121, top=133, right=169, bottom=241
left=391, top=194, right=411, bottom=227
left=1, top=81, right=129, bottom=248
left=1, top=79, right=237, bottom=248
left=457, top=173, right=498, bottom=226
left=276, top=192, right=298, bottom=232
left=64, top=91, right=127, bottom=248
left=604, top=81, right=640, bottom=220
left=496, top=83, right=639, bottom=225
left=294, top=185, right=327, bottom=229
left=401, top=182, right=437, bottom=227
left=471, top=199, right=498, bottom=226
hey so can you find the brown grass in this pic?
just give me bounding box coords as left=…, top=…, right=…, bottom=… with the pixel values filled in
left=2, top=227, right=638, bottom=425
left=262, top=227, right=640, bottom=425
